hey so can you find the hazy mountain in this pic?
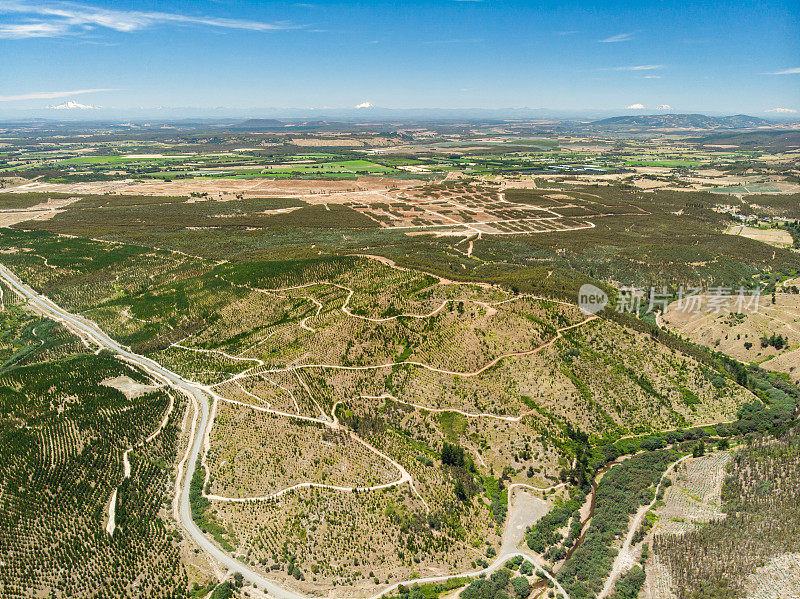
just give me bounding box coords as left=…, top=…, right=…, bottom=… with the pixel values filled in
left=591, top=113, right=773, bottom=129
left=230, top=118, right=286, bottom=130
left=692, top=130, right=800, bottom=150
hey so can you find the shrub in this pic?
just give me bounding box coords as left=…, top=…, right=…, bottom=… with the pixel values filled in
left=512, top=577, right=531, bottom=598
left=211, top=582, right=234, bottom=599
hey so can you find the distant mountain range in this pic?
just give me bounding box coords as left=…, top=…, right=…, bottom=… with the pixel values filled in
left=590, top=113, right=773, bottom=129
left=3, top=112, right=793, bottom=133
left=227, top=112, right=785, bottom=132
left=229, top=118, right=285, bottom=130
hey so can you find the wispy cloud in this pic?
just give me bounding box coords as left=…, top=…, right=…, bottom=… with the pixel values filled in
left=765, top=107, right=797, bottom=113
left=0, top=1, right=298, bottom=39
left=0, top=21, right=64, bottom=37
left=613, top=64, right=663, bottom=71
left=422, top=38, right=483, bottom=45
left=766, top=67, right=800, bottom=75
left=657, top=104, right=672, bottom=110
left=626, top=103, right=645, bottom=109
left=600, top=32, right=632, bottom=43
left=0, top=88, right=116, bottom=102
left=643, top=75, right=661, bottom=79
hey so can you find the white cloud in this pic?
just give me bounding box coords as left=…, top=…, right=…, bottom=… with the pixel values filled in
left=354, top=101, right=373, bottom=109
left=0, top=1, right=297, bottom=39
left=657, top=104, right=672, bottom=110
left=643, top=75, right=661, bottom=79
left=626, top=103, right=645, bottom=110
left=48, top=100, right=98, bottom=109
left=0, top=88, right=116, bottom=102
left=600, top=32, right=632, bottom=43
left=0, top=21, right=66, bottom=38
left=767, top=67, right=800, bottom=75
left=614, top=64, right=663, bottom=71
left=765, top=107, right=797, bottom=113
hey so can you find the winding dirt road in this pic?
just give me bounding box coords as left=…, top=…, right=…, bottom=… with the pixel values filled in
left=0, top=263, right=570, bottom=598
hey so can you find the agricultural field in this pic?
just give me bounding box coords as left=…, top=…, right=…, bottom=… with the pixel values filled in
left=0, top=292, right=194, bottom=597
left=1, top=145, right=406, bottom=182
left=653, top=425, right=800, bottom=599
left=725, top=224, right=793, bottom=248
left=5, top=177, right=800, bottom=298
left=0, top=118, right=798, bottom=598
left=2, top=116, right=797, bottom=200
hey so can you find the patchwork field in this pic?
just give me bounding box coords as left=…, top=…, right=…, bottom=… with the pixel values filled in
left=3, top=84, right=800, bottom=599
left=711, top=182, right=800, bottom=195
left=1, top=179, right=650, bottom=239
left=1, top=123, right=797, bottom=597
left=343, top=183, right=623, bottom=235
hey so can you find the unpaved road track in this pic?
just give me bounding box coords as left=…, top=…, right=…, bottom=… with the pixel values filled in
left=597, top=454, right=691, bottom=598
left=0, top=263, right=570, bottom=599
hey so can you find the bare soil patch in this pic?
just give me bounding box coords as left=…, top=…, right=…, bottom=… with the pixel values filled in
left=0, top=195, right=81, bottom=227
left=725, top=225, right=793, bottom=248
left=1, top=177, right=418, bottom=199
left=101, top=375, right=162, bottom=399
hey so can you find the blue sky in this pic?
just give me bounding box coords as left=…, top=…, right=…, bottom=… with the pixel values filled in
left=1, top=0, right=798, bottom=116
